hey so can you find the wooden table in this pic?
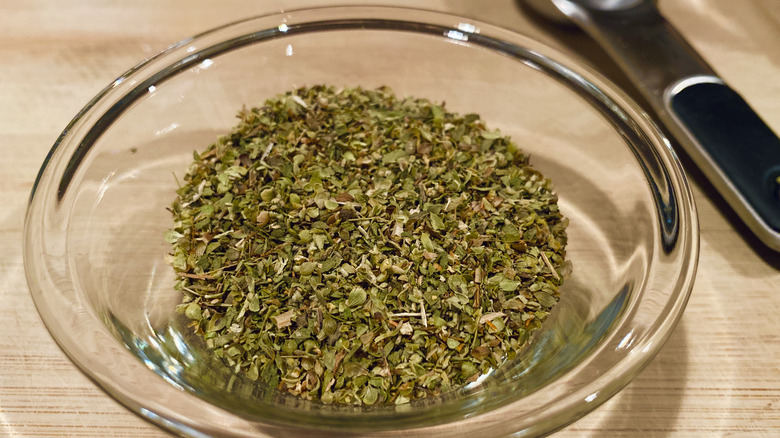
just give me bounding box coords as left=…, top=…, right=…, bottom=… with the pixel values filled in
left=2, top=1, right=779, bottom=436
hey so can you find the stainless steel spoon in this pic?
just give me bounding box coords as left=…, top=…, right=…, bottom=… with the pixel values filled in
left=526, top=0, right=780, bottom=251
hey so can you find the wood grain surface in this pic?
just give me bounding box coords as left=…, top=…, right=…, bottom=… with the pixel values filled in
left=2, top=1, right=779, bottom=436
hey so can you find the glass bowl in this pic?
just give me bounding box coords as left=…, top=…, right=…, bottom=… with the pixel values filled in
left=23, top=6, right=698, bottom=437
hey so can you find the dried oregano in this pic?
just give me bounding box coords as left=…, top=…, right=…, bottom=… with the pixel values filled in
left=165, top=85, right=569, bottom=405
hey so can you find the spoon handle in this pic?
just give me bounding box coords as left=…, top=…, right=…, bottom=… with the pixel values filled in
left=559, top=0, right=780, bottom=250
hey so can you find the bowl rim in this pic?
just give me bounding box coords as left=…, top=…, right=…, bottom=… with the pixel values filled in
left=24, top=5, right=699, bottom=437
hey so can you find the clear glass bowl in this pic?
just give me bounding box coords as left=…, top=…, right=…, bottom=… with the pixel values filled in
left=23, top=6, right=698, bottom=437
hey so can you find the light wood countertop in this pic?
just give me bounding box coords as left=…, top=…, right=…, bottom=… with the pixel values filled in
left=2, top=1, right=779, bottom=436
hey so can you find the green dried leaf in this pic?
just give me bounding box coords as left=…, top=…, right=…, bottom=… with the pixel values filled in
left=447, top=274, right=467, bottom=294
left=480, top=130, right=501, bottom=140
left=299, top=262, right=318, bottom=276
left=430, top=212, right=446, bottom=231
left=499, top=278, right=521, bottom=292
left=534, top=291, right=557, bottom=308
left=163, top=229, right=184, bottom=244
left=321, top=255, right=342, bottom=272
left=382, top=149, right=407, bottom=164
left=346, top=287, right=367, bottom=307
left=184, top=302, right=202, bottom=321
left=421, top=233, right=435, bottom=252
left=502, top=223, right=522, bottom=243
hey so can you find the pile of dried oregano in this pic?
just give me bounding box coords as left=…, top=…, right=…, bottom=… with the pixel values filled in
left=165, top=85, right=568, bottom=405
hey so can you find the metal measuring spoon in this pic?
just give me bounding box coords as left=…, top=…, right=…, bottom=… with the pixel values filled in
left=525, top=0, right=780, bottom=251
